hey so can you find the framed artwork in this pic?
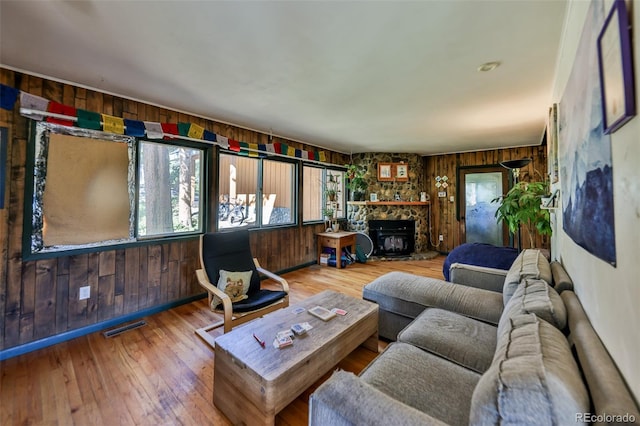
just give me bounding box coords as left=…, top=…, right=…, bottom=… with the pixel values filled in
left=0, top=127, right=6, bottom=209
left=597, top=0, right=636, bottom=134
left=369, top=193, right=378, bottom=202
left=395, top=163, right=409, bottom=182
left=547, top=104, right=559, bottom=183
left=377, top=163, right=393, bottom=181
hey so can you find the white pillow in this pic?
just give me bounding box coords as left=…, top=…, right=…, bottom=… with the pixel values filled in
left=211, top=270, right=252, bottom=308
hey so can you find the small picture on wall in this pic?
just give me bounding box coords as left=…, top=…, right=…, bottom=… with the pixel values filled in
left=377, top=163, right=393, bottom=181
left=395, top=163, right=409, bottom=182
left=370, top=193, right=378, bottom=202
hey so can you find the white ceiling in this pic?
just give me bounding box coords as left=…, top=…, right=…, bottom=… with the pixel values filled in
left=0, top=0, right=567, bottom=156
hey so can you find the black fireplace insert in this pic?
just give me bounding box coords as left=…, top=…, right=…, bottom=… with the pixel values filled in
left=369, top=219, right=415, bottom=256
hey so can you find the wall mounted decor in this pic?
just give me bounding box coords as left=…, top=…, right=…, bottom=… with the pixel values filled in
left=547, top=104, right=560, bottom=183
left=560, top=0, right=616, bottom=266
left=378, top=163, right=393, bottom=181
left=0, top=127, right=6, bottom=209
left=597, top=0, right=636, bottom=134
left=378, top=162, right=409, bottom=182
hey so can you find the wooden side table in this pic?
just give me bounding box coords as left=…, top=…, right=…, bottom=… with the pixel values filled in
left=316, top=231, right=357, bottom=268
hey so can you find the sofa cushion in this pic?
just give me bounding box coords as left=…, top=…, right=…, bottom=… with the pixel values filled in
left=397, top=308, right=497, bottom=373
left=470, top=314, right=590, bottom=425
left=498, top=278, right=566, bottom=336
left=503, top=249, right=552, bottom=304
left=363, top=271, right=504, bottom=326
left=360, top=342, right=481, bottom=425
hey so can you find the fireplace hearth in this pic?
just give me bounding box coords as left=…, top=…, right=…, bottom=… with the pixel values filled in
left=369, top=219, right=415, bottom=256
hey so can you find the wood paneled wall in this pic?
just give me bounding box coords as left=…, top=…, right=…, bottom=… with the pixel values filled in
left=0, top=69, right=347, bottom=351
left=425, top=145, right=550, bottom=253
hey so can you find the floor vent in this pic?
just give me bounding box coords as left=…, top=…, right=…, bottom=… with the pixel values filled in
left=103, top=320, right=147, bottom=338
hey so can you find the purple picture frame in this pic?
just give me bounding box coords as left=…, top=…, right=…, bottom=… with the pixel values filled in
left=597, top=0, right=636, bottom=134
left=0, top=127, right=6, bottom=209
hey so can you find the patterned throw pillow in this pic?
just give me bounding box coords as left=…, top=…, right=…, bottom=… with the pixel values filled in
left=211, top=270, right=252, bottom=309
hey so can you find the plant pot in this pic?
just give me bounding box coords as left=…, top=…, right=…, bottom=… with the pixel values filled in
left=331, top=222, right=339, bottom=232
left=351, top=190, right=366, bottom=201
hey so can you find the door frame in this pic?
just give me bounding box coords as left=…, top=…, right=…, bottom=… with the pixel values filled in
left=457, top=165, right=511, bottom=246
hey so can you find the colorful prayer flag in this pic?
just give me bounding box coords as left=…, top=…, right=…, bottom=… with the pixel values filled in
left=228, top=139, right=240, bottom=152
left=248, top=143, right=258, bottom=157
left=124, top=119, right=146, bottom=137
left=287, top=146, right=296, bottom=157
left=19, top=92, right=49, bottom=120
left=77, top=109, right=102, bottom=130
left=0, top=84, right=19, bottom=110
left=46, top=102, right=76, bottom=126
left=217, top=135, right=229, bottom=149
left=102, top=114, right=125, bottom=134
left=187, top=123, right=205, bottom=140
left=203, top=129, right=217, bottom=143
left=161, top=123, right=179, bottom=139
left=319, top=151, right=326, bottom=162
left=144, top=121, right=164, bottom=139
left=177, top=122, right=190, bottom=137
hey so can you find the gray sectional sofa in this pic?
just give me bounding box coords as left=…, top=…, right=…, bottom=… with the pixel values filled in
left=309, top=250, right=640, bottom=425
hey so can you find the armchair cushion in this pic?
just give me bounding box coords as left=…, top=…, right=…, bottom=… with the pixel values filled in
left=201, top=230, right=261, bottom=295
left=212, top=269, right=252, bottom=308
left=231, top=289, right=288, bottom=313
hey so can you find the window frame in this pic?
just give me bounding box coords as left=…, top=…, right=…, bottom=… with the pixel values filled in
left=302, top=164, right=346, bottom=224
left=217, top=150, right=299, bottom=231
left=136, top=137, right=209, bottom=240
left=22, top=122, right=213, bottom=260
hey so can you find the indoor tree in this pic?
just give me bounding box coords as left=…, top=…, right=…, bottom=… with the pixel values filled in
left=492, top=181, right=552, bottom=249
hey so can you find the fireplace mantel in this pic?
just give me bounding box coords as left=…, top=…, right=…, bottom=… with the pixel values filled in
left=347, top=201, right=429, bottom=206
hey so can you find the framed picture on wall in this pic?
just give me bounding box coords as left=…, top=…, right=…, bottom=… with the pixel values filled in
left=395, top=163, right=409, bottom=181
left=377, top=163, right=393, bottom=181
left=0, top=127, right=6, bottom=209
left=597, top=0, right=636, bottom=134
left=547, top=104, right=559, bottom=183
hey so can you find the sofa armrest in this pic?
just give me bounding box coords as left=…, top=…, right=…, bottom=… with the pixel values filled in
left=309, top=371, right=448, bottom=426
left=449, top=262, right=507, bottom=293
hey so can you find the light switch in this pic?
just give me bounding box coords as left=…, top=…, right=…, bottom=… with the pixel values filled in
left=449, top=195, right=455, bottom=202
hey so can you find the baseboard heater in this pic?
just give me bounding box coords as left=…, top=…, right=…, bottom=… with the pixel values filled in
left=103, top=320, right=147, bottom=338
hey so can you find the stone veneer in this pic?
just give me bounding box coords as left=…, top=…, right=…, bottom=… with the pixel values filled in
left=345, top=153, right=430, bottom=253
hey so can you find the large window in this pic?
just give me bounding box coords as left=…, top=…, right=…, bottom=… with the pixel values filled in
left=218, top=152, right=296, bottom=229
left=138, top=141, right=203, bottom=237
left=302, top=165, right=346, bottom=223
left=24, top=122, right=207, bottom=258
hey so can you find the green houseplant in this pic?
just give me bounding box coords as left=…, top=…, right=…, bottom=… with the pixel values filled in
left=492, top=181, right=552, bottom=249
left=345, top=164, right=367, bottom=201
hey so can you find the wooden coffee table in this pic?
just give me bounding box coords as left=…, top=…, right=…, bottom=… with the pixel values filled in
left=213, top=290, right=378, bottom=425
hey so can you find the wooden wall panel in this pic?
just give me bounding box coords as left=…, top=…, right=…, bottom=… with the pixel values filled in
left=425, top=145, right=550, bottom=253
left=0, top=68, right=349, bottom=352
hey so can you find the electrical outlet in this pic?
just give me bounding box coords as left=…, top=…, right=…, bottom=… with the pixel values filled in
left=438, top=191, right=446, bottom=198
left=439, top=234, right=444, bottom=241
left=79, top=286, right=90, bottom=300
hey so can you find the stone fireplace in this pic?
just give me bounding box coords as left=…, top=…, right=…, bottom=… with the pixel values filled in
left=344, top=152, right=430, bottom=253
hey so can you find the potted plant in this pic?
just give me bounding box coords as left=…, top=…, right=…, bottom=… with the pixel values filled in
left=492, top=181, right=552, bottom=249
left=345, top=164, right=367, bottom=201
left=322, top=207, right=335, bottom=221
left=325, top=174, right=340, bottom=202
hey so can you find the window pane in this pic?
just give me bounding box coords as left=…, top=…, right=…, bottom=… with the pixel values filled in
left=303, top=165, right=323, bottom=222
left=263, top=159, right=295, bottom=226
left=138, top=141, right=202, bottom=237
left=218, top=153, right=258, bottom=229
left=327, top=169, right=346, bottom=219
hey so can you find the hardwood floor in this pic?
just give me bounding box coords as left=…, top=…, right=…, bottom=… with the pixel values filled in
left=0, top=256, right=446, bottom=425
